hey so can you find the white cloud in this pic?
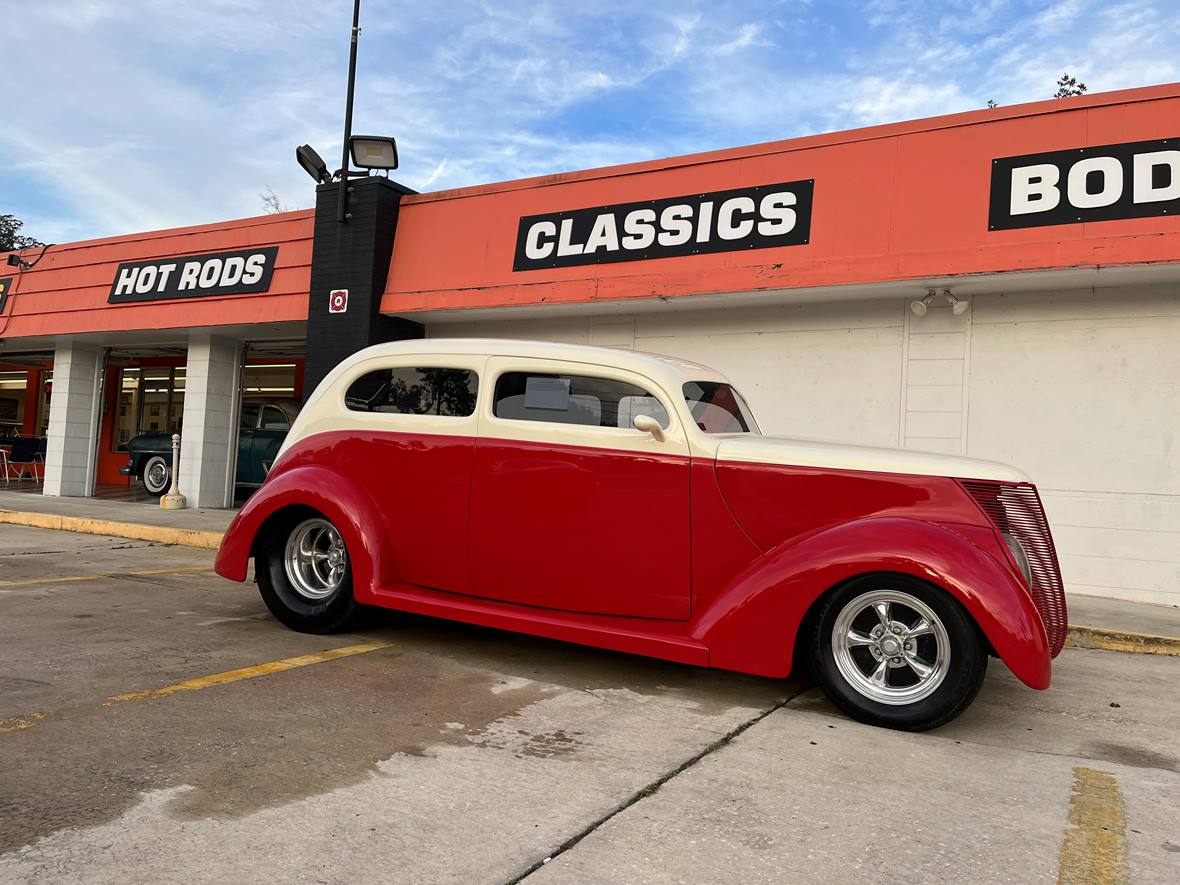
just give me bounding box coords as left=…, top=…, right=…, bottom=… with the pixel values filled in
left=838, top=79, right=970, bottom=126
left=2, top=0, right=1178, bottom=243
left=715, top=23, right=769, bottom=55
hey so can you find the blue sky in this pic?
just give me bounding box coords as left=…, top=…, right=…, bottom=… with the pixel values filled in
left=3, top=0, right=1178, bottom=244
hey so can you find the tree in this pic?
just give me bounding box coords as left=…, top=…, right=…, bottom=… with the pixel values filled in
left=259, top=186, right=291, bottom=214
left=1053, top=73, right=1087, bottom=98
left=0, top=214, right=44, bottom=252
left=984, top=73, right=1091, bottom=109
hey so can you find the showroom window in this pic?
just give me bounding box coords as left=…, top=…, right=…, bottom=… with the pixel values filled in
left=0, top=370, right=27, bottom=441
left=493, top=372, right=669, bottom=429
left=113, top=366, right=185, bottom=451
left=345, top=367, right=479, bottom=417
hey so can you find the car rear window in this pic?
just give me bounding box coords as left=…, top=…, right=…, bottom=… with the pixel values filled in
left=493, top=371, right=669, bottom=429
left=345, top=367, right=479, bottom=417
left=683, top=381, right=759, bottom=433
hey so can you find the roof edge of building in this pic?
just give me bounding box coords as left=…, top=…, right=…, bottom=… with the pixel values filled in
left=401, top=81, right=1180, bottom=206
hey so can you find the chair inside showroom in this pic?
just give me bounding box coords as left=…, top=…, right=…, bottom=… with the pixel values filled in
left=1, top=436, right=46, bottom=484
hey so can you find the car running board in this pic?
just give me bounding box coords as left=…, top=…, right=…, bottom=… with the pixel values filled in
left=370, top=583, right=709, bottom=667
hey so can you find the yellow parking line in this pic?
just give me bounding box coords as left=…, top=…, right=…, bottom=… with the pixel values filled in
left=104, top=640, right=394, bottom=705
left=0, top=710, right=52, bottom=734
left=1058, top=766, right=1129, bottom=885
left=0, top=566, right=214, bottom=589
left=2, top=642, right=392, bottom=736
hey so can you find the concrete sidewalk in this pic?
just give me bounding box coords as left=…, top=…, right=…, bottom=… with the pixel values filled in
left=1065, top=593, right=1180, bottom=655
left=1, top=489, right=1178, bottom=649
left=0, top=490, right=233, bottom=549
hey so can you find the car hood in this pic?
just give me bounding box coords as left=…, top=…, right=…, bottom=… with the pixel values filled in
left=712, top=434, right=1031, bottom=483
left=127, top=433, right=172, bottom=449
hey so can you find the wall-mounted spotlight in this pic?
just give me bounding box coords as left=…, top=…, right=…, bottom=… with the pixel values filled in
left=296, top=144, right=333, bottom=184
left=946, top=292, right=970, bottom=315
left=910, top=289, right=969, bottom=316
left=909, top=292, right=935, bottom=316
left=349, top=135, right=398, bottom=171
left=6, top=244, right=53, bottom=271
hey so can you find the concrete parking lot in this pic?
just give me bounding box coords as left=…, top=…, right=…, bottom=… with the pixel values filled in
left=1, top=525, right=1178, bottom=884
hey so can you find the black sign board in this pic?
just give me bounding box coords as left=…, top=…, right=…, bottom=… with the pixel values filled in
left=513, top=180, right=814, bottom=271
left=0, top=277, right=11, bottom=315
left=989, top=137, right=1180, bottom=231
left=107, top=247, right=279, bottom=303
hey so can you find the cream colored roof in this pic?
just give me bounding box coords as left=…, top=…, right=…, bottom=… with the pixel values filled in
left=329, top=338, right=729, bottom=387
left=292, top=338, right=1032, bottom=484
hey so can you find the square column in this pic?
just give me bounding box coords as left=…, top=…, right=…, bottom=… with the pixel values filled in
left=43, top=341, right=103, bottom=497
left=303, top=176, right=423, bottom=398
left=178, top=334, right=242, bottom=509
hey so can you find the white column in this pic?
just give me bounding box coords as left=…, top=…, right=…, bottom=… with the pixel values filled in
left=178, top=334, right=242, bottom=509
left=43, top=340, right=103, bottom=497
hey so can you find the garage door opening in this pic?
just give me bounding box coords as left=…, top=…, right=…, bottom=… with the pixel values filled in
left=0, top=353, right=53, bottom=494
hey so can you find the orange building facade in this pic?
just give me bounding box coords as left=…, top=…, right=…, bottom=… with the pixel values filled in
left=1, top=83, right=1178, bottom=606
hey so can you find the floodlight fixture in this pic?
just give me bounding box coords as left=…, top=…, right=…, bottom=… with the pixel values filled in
left=946, top=291, right=970, bottom=315
left=296, top=144, right=332, bottom=184
left=909, top=292, right=934, bottom=316
left=349, top=135, right=398, bottom=171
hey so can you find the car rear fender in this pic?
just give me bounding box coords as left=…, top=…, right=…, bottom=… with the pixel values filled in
left=213, top=464, right=396, bottom=604
left=693, top=516, right=1051, bottom=688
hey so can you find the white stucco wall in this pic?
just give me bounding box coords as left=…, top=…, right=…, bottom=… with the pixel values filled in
left=429, top=284, right=1180, bottom=607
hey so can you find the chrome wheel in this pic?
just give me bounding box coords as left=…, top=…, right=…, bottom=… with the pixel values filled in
left=831, top=589, right=950, bottom=705
left=283, top=518, right=348, bottom=602
left=143, top=456, right=170, bottom=494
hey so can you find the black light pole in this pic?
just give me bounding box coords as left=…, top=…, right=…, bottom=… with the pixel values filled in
left=336, top=0, right=362, bottom=223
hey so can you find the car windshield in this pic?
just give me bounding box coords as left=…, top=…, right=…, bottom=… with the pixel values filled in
left=683, top=382, right=760, bottom=434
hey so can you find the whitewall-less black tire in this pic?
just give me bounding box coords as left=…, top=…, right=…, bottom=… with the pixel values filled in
left=810, top=574, right=988, bottom=731
left=256, top=513, right=359, bottom=634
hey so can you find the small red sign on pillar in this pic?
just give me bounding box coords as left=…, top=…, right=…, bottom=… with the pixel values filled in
left=329, top=289, right=349, bottom=314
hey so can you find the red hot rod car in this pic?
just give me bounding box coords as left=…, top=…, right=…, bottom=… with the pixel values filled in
left=215, top=339, right=1067, bottom=730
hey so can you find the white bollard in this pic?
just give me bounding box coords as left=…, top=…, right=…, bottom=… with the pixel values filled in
left=160, top=433, right=188, bottom=510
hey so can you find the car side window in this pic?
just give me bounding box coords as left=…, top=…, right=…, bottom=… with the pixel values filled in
left=239, top=403, right=261, bottom=430
left=258, top=405, right=290, bottom=431
left=345, top=367, right=479, bottom=417
left=493, top=372, right=670, bottom=429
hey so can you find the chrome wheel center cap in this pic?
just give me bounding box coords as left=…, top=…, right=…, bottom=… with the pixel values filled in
left=328, top=548, right=343, bottom=567
left=880, top=635, right=902, bottom=656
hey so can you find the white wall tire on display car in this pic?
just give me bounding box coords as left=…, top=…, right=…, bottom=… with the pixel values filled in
left=141, top=455, right=171, bottom=497
left=811, top=574, right=988, bottom=731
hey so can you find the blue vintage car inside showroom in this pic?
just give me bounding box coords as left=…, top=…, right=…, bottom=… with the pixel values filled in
left=121, top=398, right=301, bottom=497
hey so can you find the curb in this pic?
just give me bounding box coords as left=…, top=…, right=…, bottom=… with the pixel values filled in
left=0, top=509, right=223, bottom=550
left=1066, top=625, right=1180, bottom=657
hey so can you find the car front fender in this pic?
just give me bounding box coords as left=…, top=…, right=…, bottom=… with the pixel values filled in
left=693, top=516, right=1051, bottom=689
left=213, top=464, right=397, bottom=604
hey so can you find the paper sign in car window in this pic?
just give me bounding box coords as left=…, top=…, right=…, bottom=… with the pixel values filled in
left=525, top=376, right=571, bottom=411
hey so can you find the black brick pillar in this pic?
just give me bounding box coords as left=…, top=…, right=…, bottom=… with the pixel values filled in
left=303, top=176, right=424, bottom=400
